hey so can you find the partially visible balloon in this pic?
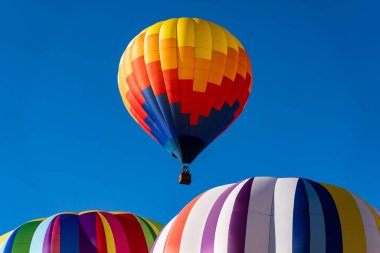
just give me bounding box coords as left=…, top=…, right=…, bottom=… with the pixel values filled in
left=151, top=177, right=380, bottom=253
left=118, top=18, right=252, bottom=181
left=0, top=211, right=163, bottom=253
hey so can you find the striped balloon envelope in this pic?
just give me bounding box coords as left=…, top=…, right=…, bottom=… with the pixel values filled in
left=118, top=17, right=252, bottom=170
left=151, top=177, right=380, bottom=253
left=0, top=211, right=163, bottom=253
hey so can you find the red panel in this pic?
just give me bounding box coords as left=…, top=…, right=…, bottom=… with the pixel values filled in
left=167, top=91, right=179, bottom=104
left=180, top=101, right=191, bottom=114
left=146, top=61, right=166, bottom=96
left=130, top=107, right=154, bottom=139
left=179, top=90, right=192, bottom=114
left=132, top=56, right=151, bottom=90
left=199, top=93, right=214, bottom=117
left=126, top=91, right=148, bottom=120
left=126, top=75, right=145, bottom=105
left=213, top=97, right=224, bottom=111
left=163, top=194, right=204, bottom=253
left=219, top=77, right=234, bottom=98
left=191, top=92, right=203, bottom=115
left=179, top=80, right=193, bottom=91
left=96, top=214, right=107, bottom=253
left=226, top=74, right=244, bottom=107
left=51, top=216, right=61, bottom=253
left=163, top=69, right=179, bottom=91
left=190, top=114, right=199, bottom=125
left=205, top=83, right=220, bottom=97
left=115, top=213, right=149, bottom=253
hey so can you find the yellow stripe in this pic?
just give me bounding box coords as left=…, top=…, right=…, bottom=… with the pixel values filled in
left=160, top=18, right=178, bottom=40
left=131, top=32, right=145, bottom=60
left=145, top=21, right=163, bottom=36
left=322, top=184, right=367, bottom=253
left=118, top=71, right=131, bottom=111
left=209, top=22, right=227, bottom=54
left=99, top=213, right=116, bottom=253
left=0, top=231, right=12, bottom=247
left=193, top=18, right=212, bottom=59
left=177, top=18, right=194, bottom=47
left=123, top=39, right=136, bottom=77
left=79, top=210, right=102, bottom=215
left=223, top=29, right=238, bottom=51
left=141, top=218, right=160, bottom=235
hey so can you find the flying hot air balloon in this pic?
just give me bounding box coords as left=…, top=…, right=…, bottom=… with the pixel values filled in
left=118, top=18, right=253, bottom=184
left=0, top=211, right=163, bottom=253
left=151, top=177, right=380, bottom=253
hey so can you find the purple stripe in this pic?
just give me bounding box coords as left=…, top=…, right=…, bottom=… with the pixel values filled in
left=200, top=182, right=240, bottom=253
left=79, top=212, right=98, bottom=253
left=42, top=217, right=57, bottom=253
left=227, top=178, right=254, bottom=253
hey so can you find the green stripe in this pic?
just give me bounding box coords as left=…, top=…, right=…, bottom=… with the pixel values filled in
left=142, top=217, right=165, bottom=232
left=135, top=215, right=157, bottom=250
left=11, top=220, right=42, bottom=253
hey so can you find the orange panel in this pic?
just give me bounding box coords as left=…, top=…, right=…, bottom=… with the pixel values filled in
left=159, top=38, right=177, bottom=48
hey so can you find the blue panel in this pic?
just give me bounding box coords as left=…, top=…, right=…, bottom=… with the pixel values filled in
left=292, top=180, right=310, bottom=253
left=141, top=87, right=173, bottom=141
left=143, top=113, right=167, bottom=145
left=60, top=214, right=79, bottom=253
left=156, top=94, right=177, bottom=136
left=2, top=228, right=19, bottom=253
left=169, top=103, right=182, bottom=136
left=306, top=180, right=343, bottom=253
left=160, top=99, right=241, bottom=164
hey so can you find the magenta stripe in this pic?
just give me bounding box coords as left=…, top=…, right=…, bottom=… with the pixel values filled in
left=100, top=212, right=131, bottom=253
left=200, top=182, right=239, bottom=253
left=227, top=178, right=254, bottom=253
left=79, top=212, right=98, bottom=253
left=43, top=217, right=58, bottom=253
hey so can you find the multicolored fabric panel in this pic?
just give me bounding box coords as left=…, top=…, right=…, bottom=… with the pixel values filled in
left=0, top=211, right=163, bottom=253
left=118, top=17, right=253, bottom=165
left=150, top=177, right=380, bottom=253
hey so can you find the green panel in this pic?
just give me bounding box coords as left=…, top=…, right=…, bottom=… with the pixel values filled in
left=11, top=220, right=42, bottom=253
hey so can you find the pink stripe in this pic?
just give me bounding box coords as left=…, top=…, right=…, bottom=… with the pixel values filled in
left=100, top=212, right=131, bottom=253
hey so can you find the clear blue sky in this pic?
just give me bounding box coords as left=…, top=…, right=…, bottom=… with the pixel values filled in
left=0, top=0, right=379, bottom=234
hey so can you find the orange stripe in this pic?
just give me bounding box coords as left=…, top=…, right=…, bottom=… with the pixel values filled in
left=163, top=194, right=204, bottom=253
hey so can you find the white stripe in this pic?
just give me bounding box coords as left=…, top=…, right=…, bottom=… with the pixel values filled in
left=304, top=180, right=326, bottom=253
left=179, top=184, right=233, bottom=253
left=273, top=178, right=299, bottom=253
left=150, top=218, right=175, bottom=253
left=214, top=179, right=250, bottom=253
left=351, top=193, right=380, bottom=253
left=29, top=214, right=58, bottom=253
left=244, top=177, right=277, bottom=253
left=0, top=230, right=15, bottom=253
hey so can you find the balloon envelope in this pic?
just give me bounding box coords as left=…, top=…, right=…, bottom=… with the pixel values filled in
left=0, top=211, right=163, bottom=253
left=151, top=177, right=380, bottom=253
left=118, top=17, right=253, bottom=166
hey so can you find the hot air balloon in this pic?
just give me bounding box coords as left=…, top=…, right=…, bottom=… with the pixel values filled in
left=118, top=18, right=253, bottom=184
left=0, top=211, right=163, bottom=253
left=151, top=177, right=380, bottom=253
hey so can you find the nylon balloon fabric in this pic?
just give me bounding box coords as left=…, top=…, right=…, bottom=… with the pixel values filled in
left=118, top=17, right=253, bottom=165
left=0, top=211, right=163, bottom=253
left=150, top=177, right=380, bottom=253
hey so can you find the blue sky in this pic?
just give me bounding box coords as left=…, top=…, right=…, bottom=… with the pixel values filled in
left=0, top=0, right=379, bottom=233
